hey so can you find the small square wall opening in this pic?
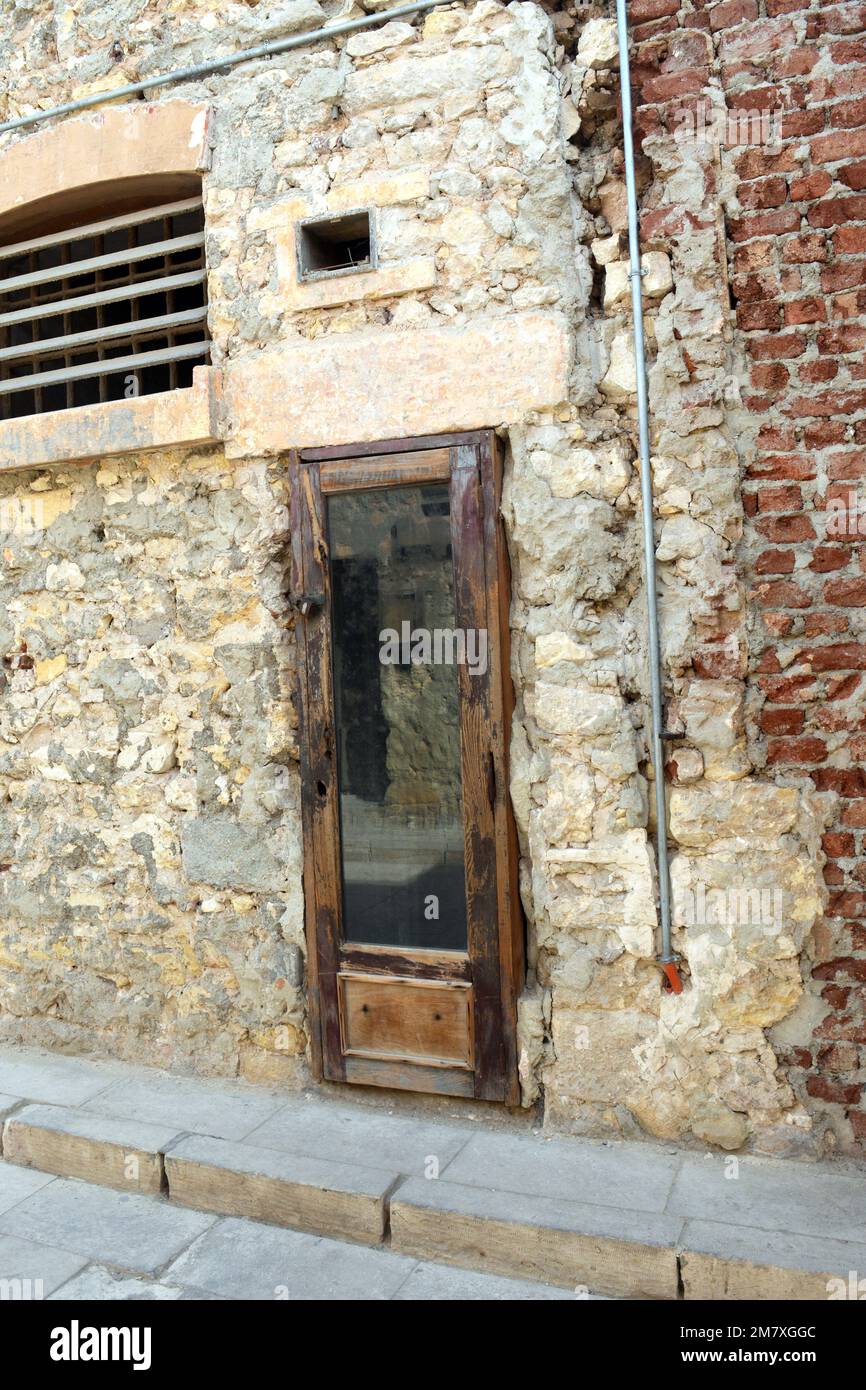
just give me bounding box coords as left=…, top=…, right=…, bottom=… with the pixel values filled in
left=296, top=209, right=375, bottom=281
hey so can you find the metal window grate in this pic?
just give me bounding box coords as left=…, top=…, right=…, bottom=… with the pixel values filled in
left=0, top=194, right=210, bottom=420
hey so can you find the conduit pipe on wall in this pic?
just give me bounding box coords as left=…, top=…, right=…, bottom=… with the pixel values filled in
left=0, top=0, right=456, bottom=136
left=615, top=0, right=682, bottom=993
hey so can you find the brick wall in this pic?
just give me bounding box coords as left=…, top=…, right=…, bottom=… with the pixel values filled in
left=632, top=0, right=866, bottom=1153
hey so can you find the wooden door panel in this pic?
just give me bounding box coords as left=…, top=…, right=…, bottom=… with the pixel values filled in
left=291, top=432, right=523, bottom=1103
left=339, top=973, right=473, bottom=1068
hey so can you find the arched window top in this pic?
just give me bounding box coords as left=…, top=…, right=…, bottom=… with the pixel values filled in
left=0, top=104, right=212, bottom=422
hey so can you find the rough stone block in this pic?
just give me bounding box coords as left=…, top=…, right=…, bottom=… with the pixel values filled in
left=164, top=1133, right=396, bottom=1244
left=223, top=313, right=570, bottom=454
left=390, top=1177, right=682, bottom=1298
left=2, top=1103, right=181, bottom=1194
left=680, top=1220, right=866, bottom=1300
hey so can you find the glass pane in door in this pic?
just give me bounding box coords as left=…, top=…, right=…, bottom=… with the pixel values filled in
left=327, top=483, right=468, bottom=951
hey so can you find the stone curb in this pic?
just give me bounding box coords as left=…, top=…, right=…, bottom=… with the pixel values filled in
left=2, top=1103, right=181, bottom=1195
left=1, top=1103, right=860, bottom=1299
left=164, top=1132, right=396, bottom=1245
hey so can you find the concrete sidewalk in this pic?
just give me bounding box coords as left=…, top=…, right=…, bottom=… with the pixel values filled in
left=1, top=1044, right=865, bottom=1300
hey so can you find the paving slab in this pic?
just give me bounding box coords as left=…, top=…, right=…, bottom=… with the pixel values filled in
left=3, top=1104, right=182, bottom=1195
left=165, top=1133, right=396, bottom=1244
left=392, top=1261, right=583, bottom=1300
left=0, top=1159, right=56, bottom=1214
left=244, top=1095, right=471, bottom=1177
left=391, top=1176, right=682, bottom=1299
left=0, top=1175, right=214, bottom=1275
left=83, top=1070, right=287, bottom=1141
left=164, top=1214, right=419, bottom=1300
left=440, top=1130, right=680, bottom=1213
left=0, top=1233, right=88, bottom=1296
left=670, top=1152, right=866, bottom=1244
left=680, top=1219, right=866, bottom=1301
left=0, top=1048, right=121, bottom=1107
left=48, top=1265, right=186, bottom=1301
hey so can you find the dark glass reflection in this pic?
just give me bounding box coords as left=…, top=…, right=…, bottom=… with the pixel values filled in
left=328, top=484, right=468, bottom=951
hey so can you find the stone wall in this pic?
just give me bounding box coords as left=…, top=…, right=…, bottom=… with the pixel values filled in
left=0, top=0, right=842, bottom=1155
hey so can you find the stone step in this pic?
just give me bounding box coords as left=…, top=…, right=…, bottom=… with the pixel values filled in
left=164, top=1133, right=396, bottom=1246
left=2, top=1103, right=181, bottom=1195
left=390, top=1176, right=682, bottom=1299
left=3, top=1097, right=866, bottom=1300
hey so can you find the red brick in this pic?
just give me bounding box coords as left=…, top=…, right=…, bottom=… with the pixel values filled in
left=720, top=17, right=797, bottom=61
left=757, top=483, right=802, bottom=511
left=737, top=301, right=783, bottom=330
left=782, top=232, right=828, bottom=263
left=786, top=388, right=866, bottom=417
left=790, top=171, right=833, bottom=201
left=842, top=799, right=866, bottom=826
left=631, top=0, right=680, bottom=18
left=819, top=323, right=866, bottom=354
left=806, top=612, right=850, bottom=636
left=760, top=673, right=818, bottom=701
left=751, top=362, right=790, bottom=390
left=767, top=735, right=828, bottom=764
left=756, top=514, right=817, bottom=541
left=830, top=39, right=866, bottom=64
left=735, top=149, right=799, bottom=182
left=802, top=642, right=866, bottom=670
left=710, top=0, right=758, bottom=28
left=813, top=769, right=866, bottom=798
left=828, top=449, right=866, bottom=479
left=800, top=359, right=839, bottom=384
left=782, top=110, right=826, bottom=139
left=827, top=672, right=863, bottom=699
left=784, top=296, right=827, bottom=325
left=642, top=68, right=710, bottom=103
left=747, top=331, right=806, bottom=360
left=824, top=833, right=857, bottom=857
left=849, top=1110, right=866, bottom=1138
left=755, top=548, right=796, bottom=573
left=753, top=578, right=810, bottom=607
left=822, top=261, right=866, bottom=292
left=842, top=160, right=866, bottom=191
left=733, top=239, right=775, bottom=273
left=811, top=546, right=854, bottom=572
left=812, top=128, right=866, bottom=163
left=816, top=5, right=866, bottom=37
left=835, top=225, right=866, bottom=254
left=738, top=177, right=789, bottom=211
left=760, top=706, right=805, bottom=734
left=814, top=957, right=866, bottom=982
left=806, top=1076, right=862, bottom=1104
left=730, top=207, right=802, bottom=242
left=825, top=577, right=866, bottom=604
left=806, top=421, right=847, bottom=446
left=808, top=194, right=866, bottom=228
left=832, top=96, right=866, bottom=130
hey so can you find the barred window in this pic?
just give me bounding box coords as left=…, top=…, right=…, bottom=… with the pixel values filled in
left=0, top=187, right=210, bottom=420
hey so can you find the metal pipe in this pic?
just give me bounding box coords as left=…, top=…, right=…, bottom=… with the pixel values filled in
left=0, top=0, right=453, bottom=137
left=614, top=0, right=680, bottom=985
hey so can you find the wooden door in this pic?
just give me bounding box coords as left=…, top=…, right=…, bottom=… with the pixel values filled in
left=290, top=431, right=523, bottom=1103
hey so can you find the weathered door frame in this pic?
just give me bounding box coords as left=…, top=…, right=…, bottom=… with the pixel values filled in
left=290, top=430, right=524, bottom=1104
